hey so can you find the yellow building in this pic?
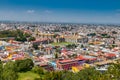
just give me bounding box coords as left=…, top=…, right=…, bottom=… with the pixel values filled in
left=38, top=33, right=54, bottom=39
left=64, top=35, right=81, bottom=43
left=72, top=63, right=90, bottom=73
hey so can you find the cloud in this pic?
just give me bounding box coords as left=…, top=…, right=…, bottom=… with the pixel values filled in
left=27, top=10, right=35, bottom=14
left=44, top=10, right=52, bottom=13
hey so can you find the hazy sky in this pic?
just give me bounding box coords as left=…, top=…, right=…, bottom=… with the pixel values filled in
left=0, top=0, right=120, bottom=23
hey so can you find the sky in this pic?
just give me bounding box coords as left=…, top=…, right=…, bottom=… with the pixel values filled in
left=0, top=0, right=120, bottom=23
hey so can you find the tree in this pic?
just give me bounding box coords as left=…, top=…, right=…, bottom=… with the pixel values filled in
left=87, top=33, right=96, bottom=37
left=55, top=53, right=59, bottom=59
left=33, top=44, right=39, bottom=50
left=28, top=37, right=36, bottom=41
left=76, top=68, right=102, bottom=80
left=32, top=66, right=45, bottom=74
left=112, top=31, right=117, bottom=34
left=66, top=44, right=77, bottom=49
left=14, top=59, right=34, bottom=72
left=106, top=63, right=120, bottom=79
left=24, top=33, right=31, bottom=37
left=71, top=44, right=77, bottom=48
left=0, top=61, right=3, bottom=79
left=81, top=44, right=84, bottom=48
left=45, top=71, right=63, bottom=80
left=63, top=71, right=75, bottom=80
left=72, top=54, right=77, bottom=58
left=15, top=36, right=27, bottom=42
left=2, top=61, right=18, bottom=80
left=53, top=34, right=60, bottom=38
left=101, top=33, right=111, bottom=38
left=2, top=70, right=18, bottom=80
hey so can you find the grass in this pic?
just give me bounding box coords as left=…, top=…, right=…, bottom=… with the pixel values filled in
left=18, top=71, right=40, bottom=80
left=51, top=42, right=73, bottom=46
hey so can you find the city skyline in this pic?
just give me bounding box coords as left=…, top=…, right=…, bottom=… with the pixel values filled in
left=0, top=0, right=120, bottom=24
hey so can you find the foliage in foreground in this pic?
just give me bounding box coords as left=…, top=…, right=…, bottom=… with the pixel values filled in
left=30, top=63, right=120, bottom=80
left=0, top=59, right=34, bottom=80
left=0, top=59, right=120, bottom=80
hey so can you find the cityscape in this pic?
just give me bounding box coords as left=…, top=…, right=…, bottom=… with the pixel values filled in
left=0, top=0, right=120, bottom=80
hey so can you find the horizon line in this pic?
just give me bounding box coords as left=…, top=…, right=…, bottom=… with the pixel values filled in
left=0, top=20, right=120, bottom=25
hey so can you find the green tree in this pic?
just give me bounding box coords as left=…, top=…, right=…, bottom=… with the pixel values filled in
left=45, top=71, right=63, bottom=80
left=2, top=61, right=18, bottom=80
left=55, top=53, right=59, bottom=59
left=24, top=33, right=31, bottom=37
left=2, top=70, right=18, bottom=80
left=0, top=61, right=3, bottom=79
left=53, top=34, right=60, bottom=38
left=106, top=63, right=120, bottom=80
left=33, top=44, right=39, bottom=50
left=81, top=44, right=84, bottom=48
left=76, top=68, right=102, bottom=80
left=29, top=37, right=36, bottom=41
left=14, top=59, right=34, bottom=72
left=63, top=71, right=75, bottom=80
left=32, top=66, right=45, bottom=74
